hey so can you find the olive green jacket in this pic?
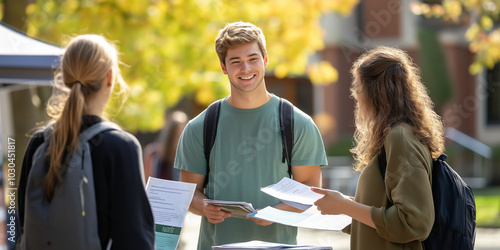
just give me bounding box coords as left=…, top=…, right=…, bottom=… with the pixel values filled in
left=346, top=124, right=434, bottom=250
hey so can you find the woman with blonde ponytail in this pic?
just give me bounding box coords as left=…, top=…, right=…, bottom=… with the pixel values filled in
left=18, top=35, right=154, bottom=249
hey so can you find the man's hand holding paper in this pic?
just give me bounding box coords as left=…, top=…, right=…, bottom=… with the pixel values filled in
left=203, top=203, right=231, bottom=224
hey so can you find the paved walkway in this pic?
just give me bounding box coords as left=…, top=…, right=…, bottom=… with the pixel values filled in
left=178, top=212, right=500, bottom=249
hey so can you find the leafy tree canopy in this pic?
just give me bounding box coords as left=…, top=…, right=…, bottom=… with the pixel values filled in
left=411, top=0, right=500, bottom=75
left=24, top=0, right=358, bottom=132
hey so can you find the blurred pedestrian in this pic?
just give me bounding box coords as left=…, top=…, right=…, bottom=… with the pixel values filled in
left=312, top=46, right=445, bottom=250
left=143, top=110, right=188, bottom=181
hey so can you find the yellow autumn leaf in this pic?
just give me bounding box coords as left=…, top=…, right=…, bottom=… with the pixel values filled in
left=421, top=4, right=433, bottom=18
left=313, top=112, right=336, bottom=135
left=308, top=61, right=338, bottom=85
left=485, top=58, right=496, bottom=69
left=481, top=16, right=494, bottom=30
left=469, top=62, right=483, bottom=75
left=196, top=85, right=216, bottom=106
left=431, top=4, right=445, bottom=18
left=487, top=45, right=500, bottom=59
left=490, top=30, right=500, bottom=45
left=465, top=24, right=480, bottom=41
left=165, top=85, right=182, bottom=107
left=443, top=0, right=462, bottom=22
left=25, top=3, right=37, bottom=15
left=274, top=64, right=288, bottom=79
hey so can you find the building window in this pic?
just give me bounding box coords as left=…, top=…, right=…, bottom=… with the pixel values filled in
left=266, top=76, right=313, bottom=115
left=486, top=64, right=500, bottom=125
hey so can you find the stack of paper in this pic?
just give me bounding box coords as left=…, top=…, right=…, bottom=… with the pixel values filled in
left=212, top=240, right=332, bottom=249
left=204, top=199, right=256, bottom=219
left=205, top=177, right=352, bottom=231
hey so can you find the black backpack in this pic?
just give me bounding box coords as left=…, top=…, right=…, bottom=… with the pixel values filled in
left=203, top=98, right=294, bottom=187
left=378, top=146, right=476, bottom=250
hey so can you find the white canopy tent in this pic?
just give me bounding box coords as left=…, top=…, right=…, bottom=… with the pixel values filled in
left=0, top=22, right=64, bottom=86
left=0, top=22, right=64, bottom=166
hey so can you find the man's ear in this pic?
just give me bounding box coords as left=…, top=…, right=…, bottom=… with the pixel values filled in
left=264, top=53, right=269, bottom=67
left=220, top=61, right=228, bottom=74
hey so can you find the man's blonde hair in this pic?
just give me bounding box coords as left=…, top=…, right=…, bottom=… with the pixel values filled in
left=215, top=22, right=267, bottom=65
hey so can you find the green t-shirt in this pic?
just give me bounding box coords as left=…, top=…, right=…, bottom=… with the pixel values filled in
left=174, top=95, right=328, bottom=249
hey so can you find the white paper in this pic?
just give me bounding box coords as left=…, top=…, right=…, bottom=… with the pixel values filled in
left=212, top=240, right=332, bottom=249
left=261, top=177, right=324, bottom=210
left=212, top=240, right=297, bottom=249
left=204, top=199, right=256, bottom=219
left=248, top=206, right=352, bottom=231
left=146, top=177, right=196, bottom=250
left=204, top=199, right=256, bottom=212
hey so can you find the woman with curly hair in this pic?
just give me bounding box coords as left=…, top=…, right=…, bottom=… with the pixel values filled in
left=313, top=46, right=445, bottom=250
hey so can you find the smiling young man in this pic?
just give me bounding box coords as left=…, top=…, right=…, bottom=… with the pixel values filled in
left=174, top=22, right=328, bottom=249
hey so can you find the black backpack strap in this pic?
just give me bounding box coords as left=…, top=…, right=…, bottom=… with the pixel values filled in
left=377, top=145, right=394, bottom=207
left=203, top=100, right=221, bottom=188
left=279, top=98, right=294, bottom=177
left=377, top=145, right=387, bottom=180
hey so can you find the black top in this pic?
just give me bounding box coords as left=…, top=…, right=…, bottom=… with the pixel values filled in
left=18, top=116, right=155, bottom=249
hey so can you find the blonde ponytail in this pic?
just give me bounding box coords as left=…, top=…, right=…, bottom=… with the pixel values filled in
left=45, top=35, right=126, bottom=200
left=45, top=83, right=85, bottom=199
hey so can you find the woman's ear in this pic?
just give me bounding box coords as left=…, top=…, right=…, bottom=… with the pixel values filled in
left=106, top=69, right=113, bottom=87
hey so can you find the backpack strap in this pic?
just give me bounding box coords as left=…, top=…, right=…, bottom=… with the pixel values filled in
left=437, top=154, right=447, bottom=161
left=79, top=121, right=121, bottom=143
left=377, top=146, right=387, bottom=180
left=202, top=98, right=294, bottom=188
left=40, top=121, right=120, bottom=142
left=203, top=100, right=221, bottom=188
left=35, top=122, right=121, bottom=165
left=42, top=123, right=55, bottom=141
left=279, top=98, right=294, bottom=177
left=377, top=145, right=394, bottom=207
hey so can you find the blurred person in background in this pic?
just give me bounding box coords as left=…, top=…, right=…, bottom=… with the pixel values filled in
left=143, top=110, right=188, bottom=181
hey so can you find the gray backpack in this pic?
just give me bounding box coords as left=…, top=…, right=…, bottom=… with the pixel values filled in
left=20, top=121, right=120, bottom=250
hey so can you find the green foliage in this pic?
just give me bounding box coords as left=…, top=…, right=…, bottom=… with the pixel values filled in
left=411, top=1, right=500, bottom=75
left=25, top=0, right=359, bottom=132
left=473, top=187, right=500, bottom=228
left=326, top=136, right=354, bottom=156
left=418, top=27, right=453, bottom=110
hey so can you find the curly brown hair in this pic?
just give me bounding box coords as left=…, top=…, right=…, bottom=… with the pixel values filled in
left=350, top=46, right=445, bottom=171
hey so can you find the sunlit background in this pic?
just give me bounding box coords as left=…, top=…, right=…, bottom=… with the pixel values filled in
left=1, top=0, right=500, bottom=249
